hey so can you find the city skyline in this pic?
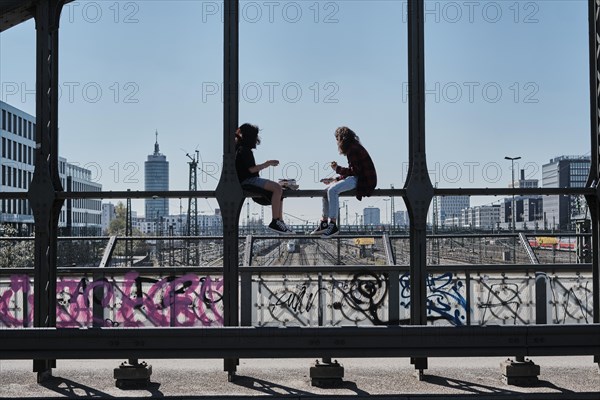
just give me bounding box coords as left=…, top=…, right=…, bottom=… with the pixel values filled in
left=0, top=1, right=592, bottom=222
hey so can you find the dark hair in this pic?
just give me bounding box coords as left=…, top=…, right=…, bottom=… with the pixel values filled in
left=235, top=123, right=261, bottom=149
left=335, top=126, right=360, bottom=155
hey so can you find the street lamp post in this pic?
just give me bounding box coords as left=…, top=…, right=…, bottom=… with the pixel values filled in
left=342, top=201, right=349, bottom=226
left=504, top=156, right=521, bottom=232
left=505, top=156, right=521, bottom=264
left=383, top=199, right=390, bottom=226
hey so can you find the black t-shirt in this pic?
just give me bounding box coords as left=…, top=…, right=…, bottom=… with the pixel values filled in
left=235, top=144, right=259, bottom=183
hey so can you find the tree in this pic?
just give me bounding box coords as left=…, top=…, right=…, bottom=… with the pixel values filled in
left=0, top=224, right=34, bottom=268
left=108, top=202, right=127, bottom=235
left=107, top=202, right=149, bottom=258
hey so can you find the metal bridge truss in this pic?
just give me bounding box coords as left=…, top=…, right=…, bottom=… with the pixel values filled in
left=0, top=0, right=599, bottom=384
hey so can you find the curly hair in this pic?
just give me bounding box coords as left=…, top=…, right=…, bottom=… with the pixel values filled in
left=335, top=126, right=360, bottom=155
left=235, top=123, right=261, bottom=149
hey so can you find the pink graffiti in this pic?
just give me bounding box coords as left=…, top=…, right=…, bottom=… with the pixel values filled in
left=56, top=277, right=114, bottom=328
left=114, top=272, right=223, bottom=327
left=1, top=273, right=224, bottom=328
left=0, top=274, right=33, bottom=327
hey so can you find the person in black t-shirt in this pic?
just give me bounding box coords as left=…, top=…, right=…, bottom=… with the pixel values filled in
left=235, top=123, right=294, bottom=235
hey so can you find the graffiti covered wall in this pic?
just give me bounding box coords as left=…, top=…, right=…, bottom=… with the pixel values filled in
left=0, top=271, right=593, bottom=328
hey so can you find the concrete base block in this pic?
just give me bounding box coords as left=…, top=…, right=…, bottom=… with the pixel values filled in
left=500, top=358, right=540, bottom=386
left=36, top=369, right=52, bottom=384
left=310, top=359, right=344, bottom=387
left=114, top=360, right=152, bottom=389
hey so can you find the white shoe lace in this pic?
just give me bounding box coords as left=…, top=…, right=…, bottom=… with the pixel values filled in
left=277, top=220, right=289, bottom=231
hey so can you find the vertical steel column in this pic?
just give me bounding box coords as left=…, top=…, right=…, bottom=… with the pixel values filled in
left=404, top=0, right=432, bottom=377
left=535, top=272, right=548, bottom=324
left=28, top=0, right=65, bottom=382
left=216, top=0, right=243, bottom=380
left=586, top=0, right=600, bottom=368
left=240, top=235, right=253, bottom=326
left=126, top=192, right=132, bottom=266
left=65, top=176, right=72, bottom=235
left=383, top=234, right=400, bottom=324
left=587, top=0, right=600, bottom=323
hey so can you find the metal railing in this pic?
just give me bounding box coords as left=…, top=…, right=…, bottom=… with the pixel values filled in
left=0, top=233, right=593, bottom=329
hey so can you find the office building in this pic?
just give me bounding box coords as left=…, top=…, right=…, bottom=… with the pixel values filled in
left=496, top=168, right=543, bottom=230
left=138, top=211, right=222, bottom=236
left=513, top=169, right=539, bottom=188
left=64, top=162, right=102, bottom=235
left=542, top=155, right=590, bottom=230
left=363, top=207, right=381, bottom=225
left=434, top=196, right=470, bottom=228
left=461, top=205, right=501, bottom=230
left=145, top=131, right=169, bottom=222
left=101, top=203, right=117, bottom=234
left=0, top=101, right=35, bottom=233
left=393, top=210, right=408, bottom=227
left=1, top=101, right=101, bottom=235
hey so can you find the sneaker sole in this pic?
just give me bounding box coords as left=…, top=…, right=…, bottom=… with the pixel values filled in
left=321, top=231, right=340, bottom=238
left=310, top=228, right=328, bottom=235
left=268, top=227, right=296, bottom=235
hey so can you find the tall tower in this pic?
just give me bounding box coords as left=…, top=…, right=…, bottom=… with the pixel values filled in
left=145, top=131, right=169, bottom=223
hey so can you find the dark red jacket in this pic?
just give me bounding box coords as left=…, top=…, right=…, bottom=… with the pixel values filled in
left=335, top=142, right=377, bottom=200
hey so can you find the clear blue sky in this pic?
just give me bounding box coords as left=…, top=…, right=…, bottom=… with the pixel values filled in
left=0, top=0, right=591, bottom=225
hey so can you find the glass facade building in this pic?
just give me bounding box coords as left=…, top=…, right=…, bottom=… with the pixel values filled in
left=144, top=132, right=169, bottom=223
left=435, top=196, right=470, bottom=228
left=0, top=100, right=102, bottom=235
left=542, top=155, right=590, bottom=230
left=363, top=207, right=381, bottom=225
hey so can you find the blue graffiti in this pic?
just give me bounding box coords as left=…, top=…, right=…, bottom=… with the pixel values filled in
left=400, top=272, right=468, bottom=326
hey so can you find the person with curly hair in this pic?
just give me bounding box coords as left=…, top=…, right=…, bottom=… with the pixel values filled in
left=311, top=126, right=377, bottom=238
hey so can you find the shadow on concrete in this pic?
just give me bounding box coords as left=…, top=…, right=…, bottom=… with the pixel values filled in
left=421, top=374, right=515, bottom=396
left=231, top=374, right=315, bottom=396
left=420, top=374, right=598, bottom=399
left=23, top=372, right=600, bottom=400
left=39, top=376, right=164, bottom=398
left=40, top=376, right=115, bottom=398
left=231, top=374, right=371, bottom=397
left=337, top=380, right=370, bottom=396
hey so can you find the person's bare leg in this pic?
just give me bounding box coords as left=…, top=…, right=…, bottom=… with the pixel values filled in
left=264, top=181, right=283, bottom=220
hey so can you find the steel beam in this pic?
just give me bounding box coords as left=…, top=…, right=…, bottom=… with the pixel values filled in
left=405, top=0, right=430, bottom=375
left=587, top=0, right=600, bottom=328
left=587, top=0, right=600, bottom=370
left=383, top=234, right=400, bottom=324
left=0, top=325, right=598, bottom=360
left=215, top=0, right=242, bottom=379
left=10, top=186, right=590, bottom=200
left=98, top=236, right=118, bottom=268
left=27, top=0, right=65, bottom=381
left=0, top=262, right=593, bottom=279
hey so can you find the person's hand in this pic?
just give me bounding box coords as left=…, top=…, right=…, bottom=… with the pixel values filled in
left=330, top=161, right=338, bottom=170
left=265, top=160, right=280, bottom=167
left=320, top=177, right=335, bottom=185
